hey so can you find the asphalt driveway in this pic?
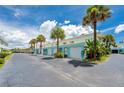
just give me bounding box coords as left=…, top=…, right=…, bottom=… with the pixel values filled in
left=0, top=53, right=124, bottom=87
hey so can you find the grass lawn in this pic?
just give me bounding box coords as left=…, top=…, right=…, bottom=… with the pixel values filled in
left=0, top=53, right=13, bottom=69
left=93, top=55, right=109, bottom=64
left=83, top=55, right=109, bottom=64
left=0, top=63, right=3, bottom=68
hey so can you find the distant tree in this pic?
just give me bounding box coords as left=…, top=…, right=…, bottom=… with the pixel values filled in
left=103, top=34, right=116, bottom=53
left=36, top=34, right=46, bottom=54
left=29, top=39, right=37, bottom=53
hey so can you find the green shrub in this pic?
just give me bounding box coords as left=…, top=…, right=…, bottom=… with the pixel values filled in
left=3, top=50, right=13, bottom=54
left=54, top=51, right=64, bottom=58
left=0, top=58, right=4, bottom=64
left=0, top=52, right=9, bottom=58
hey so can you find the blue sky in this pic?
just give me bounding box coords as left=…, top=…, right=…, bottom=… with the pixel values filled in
left=0, top=6, right=88, bottom=27
left=0, top=5, right=124, bottom=48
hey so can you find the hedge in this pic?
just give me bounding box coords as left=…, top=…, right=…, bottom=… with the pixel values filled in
left=0, top=58, right=4, bottom=64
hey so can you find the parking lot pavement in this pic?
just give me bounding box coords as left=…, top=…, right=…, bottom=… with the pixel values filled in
left=0, top=53, right=124, bottom=87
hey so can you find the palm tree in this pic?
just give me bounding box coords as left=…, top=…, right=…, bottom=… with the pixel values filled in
left=29, top=39, right=37, bottom=53
left=96, top=40, right=107, bottom=56
left=50, top=27, right=65, bottom=53
left=83, top=5, right=111, bottom=59
left=85, top=39, right=106, bottom=59
left=85, top=39, right=94, bottom=59
left=29, top=40, right=33, bottom=49
left=36, top=34, right=46, bottom=54
left=103, top=34, right=115, bottom=48
left=102, top=34, right=116, bottom=54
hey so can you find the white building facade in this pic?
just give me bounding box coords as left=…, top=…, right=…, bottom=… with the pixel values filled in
left=42, top=33, right=103, bottom=59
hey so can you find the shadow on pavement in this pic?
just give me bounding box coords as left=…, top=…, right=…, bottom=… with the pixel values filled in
left=42, top=57, right=54, bottom=60
left=68, top=60, right=95, bottom=67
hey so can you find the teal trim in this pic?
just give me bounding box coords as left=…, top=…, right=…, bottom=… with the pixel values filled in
left=43, top=48, right=48, bottom=55
left=119, top=48, right=124, bottom=54
left=64, top=47, right=70, bottom=57
left=51, top=47, right=54, bottom=56
left=43, top=43, right=85, bottom=58
left=32, top=48, right=36, bottom=54
left=81, top=50, right=85, bottom=60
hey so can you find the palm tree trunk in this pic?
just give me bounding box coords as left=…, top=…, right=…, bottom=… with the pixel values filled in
left=93, top=21, right=97, bottom=59
left=57, top=38, right=59, bottom=53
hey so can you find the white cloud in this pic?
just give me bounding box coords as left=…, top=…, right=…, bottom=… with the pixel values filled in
left=39, top=20, right=93, bottom=40
left=0, top=21, right=38, bottom=48
left=39, top=20, right=57, bottom=41
left=64, top=20, right=70, bottom=24
left=115, top=24, right=124, bottom=33
left=101, top=26, right=116, bottom=33
left=0, top=20, right=94, bottom=49
left=62, top=25, right=93, bottom=38
left=3, top=6, right=25, bottom=18
left=14, top=9, right=24, bottom=17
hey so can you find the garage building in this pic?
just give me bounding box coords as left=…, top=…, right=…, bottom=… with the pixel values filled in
left=42, top=33, right=102, bottom=59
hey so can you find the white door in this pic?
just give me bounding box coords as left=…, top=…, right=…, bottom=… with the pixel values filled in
left=48, top=48, right=52, bottom=56
left=70, top=47, right=82, bottom=59
left=53, top=49, right=57, bottom=54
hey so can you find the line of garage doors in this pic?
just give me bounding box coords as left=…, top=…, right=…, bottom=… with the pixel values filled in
left=43, top=44, right=84, bottom=59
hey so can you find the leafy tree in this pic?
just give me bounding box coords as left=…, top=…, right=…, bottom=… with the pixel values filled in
left=83, top=5, right=111, bottom=59
left=103, top=34, right=115, bottom=48
left=96, top=40, right=107, bottom=56
left=50, top=27, right=65, bottom=56
left=36, top=34, right=46, bottom=54
left=102, top=34, right=116, bottom=54
left=85, top=39, right=106, bottom=59
left=29, top=39, right=37, bottom=53
left=84, top=39, right=94, bottom=59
